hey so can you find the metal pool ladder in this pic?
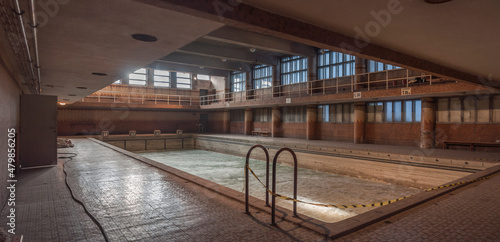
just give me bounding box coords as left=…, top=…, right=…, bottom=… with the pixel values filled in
left=245, top=145, right=299, bottom=226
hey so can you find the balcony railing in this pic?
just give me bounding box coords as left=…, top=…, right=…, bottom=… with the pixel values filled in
left=80, top=91, right=199, bottom=106
left=200, top=69, right=443, bottom=106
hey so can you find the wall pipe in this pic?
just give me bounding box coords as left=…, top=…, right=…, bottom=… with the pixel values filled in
left=13, top=0, right=38, bottom=93
left=29, top=0, right=41, bottom=94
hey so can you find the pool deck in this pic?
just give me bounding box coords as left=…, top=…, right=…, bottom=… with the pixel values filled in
left=1, top=136, right=500, bottom=241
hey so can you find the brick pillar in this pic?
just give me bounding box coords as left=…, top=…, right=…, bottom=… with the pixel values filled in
left=307, top=55, right=318, bottom=94
left=421, top=97, right=436, bottom=148
left=272, top=64, right=280, bottom=97
left=271, top=106, right=282, bottom=137
left=355, top=57, right=367, bottom=90
left=306, top=105, right=317, bottom=140
left=244, top=108, right=253, bottom=135
left=222, top=109, right=230, bottom=134
left=354, top=102, right=366, bottom=143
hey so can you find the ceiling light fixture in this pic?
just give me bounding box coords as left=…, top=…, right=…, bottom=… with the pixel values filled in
left=92, top=72, right=107, bottom=76
left=132, top=33, right=158, bottom=42
left=249, top=47, right=256, bottom=53
left=68, top=94, right=77, bottom=96
left=221, top=58, right=227, bottom=62
left=76, top=86, right=87, bottom=89
left=58, top=102, right=66, bottom=106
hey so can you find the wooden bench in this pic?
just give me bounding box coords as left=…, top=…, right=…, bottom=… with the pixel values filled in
left=442, top=141, right=500, bottom=151
left=251, top=131, right=271, bottom=136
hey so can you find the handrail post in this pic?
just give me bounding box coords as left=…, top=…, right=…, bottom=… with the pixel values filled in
left=271, top=147, right=298, bottom=225
left=245, top=144, right=270, bottom=214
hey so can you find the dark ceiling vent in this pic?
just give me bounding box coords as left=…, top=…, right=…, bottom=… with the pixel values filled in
left=132, top=34, right=158, bottom=42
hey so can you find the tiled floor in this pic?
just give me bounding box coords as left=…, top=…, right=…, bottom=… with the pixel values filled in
left=338, top=172, right=500, bottom=241
left=1, top=139, right=326, bottom=241
left=1, top=137, right=499, bottom=241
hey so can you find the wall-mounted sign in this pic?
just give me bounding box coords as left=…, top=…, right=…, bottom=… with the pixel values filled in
left=401, top=87, right=411, bottom=95
left=286, top=98, right=291, bottom=104
left=354, top=92, right=362, bottom=99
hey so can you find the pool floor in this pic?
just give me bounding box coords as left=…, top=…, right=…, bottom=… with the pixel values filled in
left=138, top=149, right=421, bottom=223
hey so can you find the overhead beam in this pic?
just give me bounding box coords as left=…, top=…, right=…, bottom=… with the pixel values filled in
left=158, top=52, right=251, bottom=72
left=204, top=26, right=316, bottom=58
left=178, top=41, right=278, bottom=65
left=148, top=61, right=229, bottom=76
left=133, top=0, right=499, bottom=88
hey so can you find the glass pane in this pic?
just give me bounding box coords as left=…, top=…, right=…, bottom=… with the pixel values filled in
left=414, top=100, right=421, bottom=122
left=437, top=98, right=449, bottom=123
left=129, top=80, right=146, bottom=85
left=197, top=74, right=210, bottom=80
left=386, top=101, right=393, bottom=122
left=134, top=68, right=146, bottom=74
left=404, top=100, right=413, bottom=122
left=463, top=97, right=476, bottom=123
left=154, top=76, right=169, bottom=82
left=367, top=103, right=375, bottom=122
left=477, top=97, right=490, bottom=122
left=129, top=73, right=146, bottom=80
left=450, top=97, right=461, bottom=122
left=394, top=101, right=402, bottom=122
left=113, top=80, right=121, bottom=84
left=154, top=82, right=169, bottom=87
left=375, top=102, right=383, bottom=122
left=493, top=96, right=500, bottom=122
left=154, top=69, right=169, bottom=76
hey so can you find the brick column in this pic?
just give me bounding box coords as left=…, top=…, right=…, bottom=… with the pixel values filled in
left=222, top=109, right=230, bottom=134
left=421, top=97, right=436, bottom=148
left=307, top=55, right=318, bottom=94
left=271, top=106, right=282, bottom=137
left=272, top=64, right=280, bottom=97
left=355, top=57, right=367, bottom=90
left=354, top=102, right=366, bottom=143
left=244, top=108, right=253, bottom=135
left=306, top=105, right=317, bottom=140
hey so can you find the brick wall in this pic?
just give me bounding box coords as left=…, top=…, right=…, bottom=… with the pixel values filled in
left=435, top=123, right=500, bottom=147
left=317, top=123, right=354, bottom=142
left=282, top=123, right=306, bottom=139
left=365, top=123, right=421, bottom=146
left=57, top=109, right=201, bottom=135
left=229, top=122, right=244, bottom=134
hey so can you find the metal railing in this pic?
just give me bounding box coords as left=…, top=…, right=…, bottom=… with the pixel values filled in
left=80, top=90, right=200, bottom=106
left=200, top=69, right=438, bottom=106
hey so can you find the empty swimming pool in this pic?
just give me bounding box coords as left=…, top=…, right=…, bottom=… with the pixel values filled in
left=138, top=149, right=420, bottom=223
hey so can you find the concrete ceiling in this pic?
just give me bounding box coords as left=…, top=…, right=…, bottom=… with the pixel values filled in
left=37, top=0, right=223, bottom=103
left=242, top=0, right=500, bottom=86
left=34, top=0, right=500, bottom=104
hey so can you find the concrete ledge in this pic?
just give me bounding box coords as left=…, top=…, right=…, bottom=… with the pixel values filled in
left=88, top=137, right=500, bottom=239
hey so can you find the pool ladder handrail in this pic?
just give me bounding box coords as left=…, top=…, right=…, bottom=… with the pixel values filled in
left=271, top=147, right=298, bottom=226
left=245, top=145, right=299, bottom=226
left=245, top=144, right=270, bottom=214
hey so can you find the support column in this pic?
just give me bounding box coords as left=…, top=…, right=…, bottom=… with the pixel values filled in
left=271, top=106, right=282, bottom=137
left=354, top=102, right=366, bottom=143
left=306, top=105, right=317, bottom=140
left=355, top=57, right=367, bottom=90
left=244, top=108, right=253, bottom=135
left=307, top=55, right=318, bottom=94
left=246, top=71, right=253, bottom=100
left=421, top=97, right=436, bottom=148
left=272, top=64, right=280, bottom=97
left=222, top=109, right=230, bottom=134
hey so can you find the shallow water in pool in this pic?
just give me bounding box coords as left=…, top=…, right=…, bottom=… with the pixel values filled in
left=138, top=149, right=421, bottom=223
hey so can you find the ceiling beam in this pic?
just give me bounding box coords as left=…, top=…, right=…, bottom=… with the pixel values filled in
left=133, top=0, right=499, bottom=88
left=178, top=41, right=278, bottom=65
left=148, top=61, right=229, bottom=76
left=158, top=52, right=251, bottom=72
left=203, top=26, right=316, bottom=58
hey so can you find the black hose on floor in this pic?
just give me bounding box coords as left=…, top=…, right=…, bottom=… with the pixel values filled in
left=58, top=153, right=110, bottom=242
